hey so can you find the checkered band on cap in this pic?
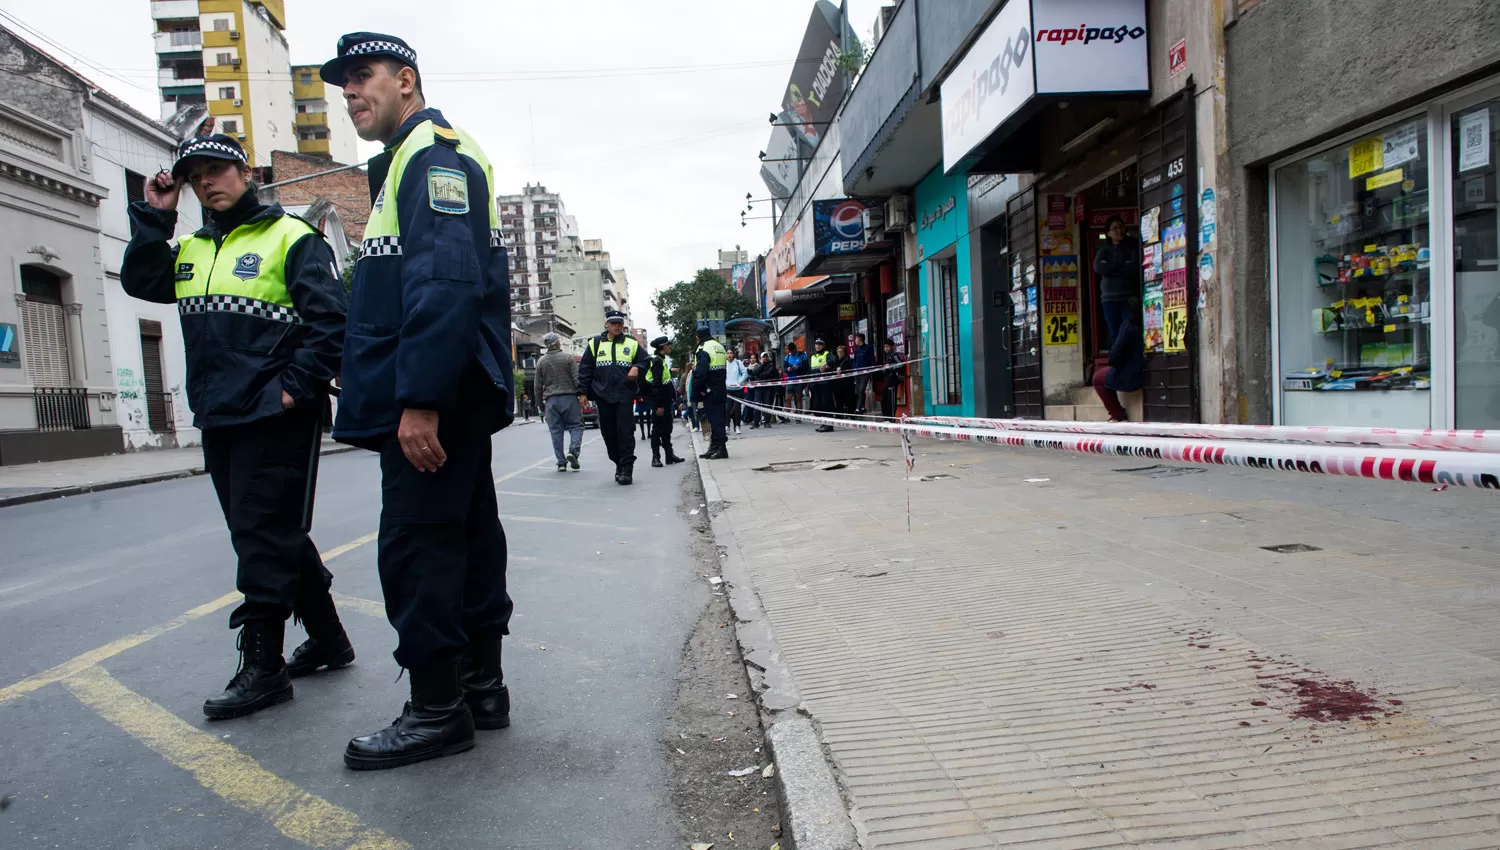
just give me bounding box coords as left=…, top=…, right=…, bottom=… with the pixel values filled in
left=178, top=138, right=246, bottom=163
left=345, top=39, right=417, bottom=66
left=360, top=236, right=402, bottom=260
left=178, top=295, right=301, bottom=325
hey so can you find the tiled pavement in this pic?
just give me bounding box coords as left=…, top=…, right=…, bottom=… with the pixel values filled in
left=700, top=422, right=1500, bottom=849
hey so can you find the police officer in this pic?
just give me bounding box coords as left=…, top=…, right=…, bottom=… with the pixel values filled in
left=810, top=338, right=836, bottom=433
left=120, top=134, right=351, bottom=720
left=642, top=336, right=685, bottom=468
left=322, top=33, right=515, bottom=770
left=693, top=327, right=730, bottom=459
left=577, top=310, right=650, bottom=484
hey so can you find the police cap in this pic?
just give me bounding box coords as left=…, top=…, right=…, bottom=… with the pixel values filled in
left=651, top=335, right=670, bottom=350
left=171, top=134, right=249, bottom=180
left=604, top=310, right=627, bottom=324
left=320, top=32, right=418, bottom=87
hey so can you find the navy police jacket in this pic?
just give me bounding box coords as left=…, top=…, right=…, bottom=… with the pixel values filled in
left=333, top=108, right=514, bottom=446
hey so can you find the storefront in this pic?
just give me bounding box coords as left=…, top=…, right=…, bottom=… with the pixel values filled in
left=1271, top=80, right=1500, bottom=430
left=915, top=165, right=975, bottom=417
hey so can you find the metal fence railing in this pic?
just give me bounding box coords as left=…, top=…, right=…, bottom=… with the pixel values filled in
left=34, top=387, right=91, bottom=432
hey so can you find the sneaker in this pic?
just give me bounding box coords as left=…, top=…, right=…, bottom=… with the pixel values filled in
left=557, top=462, right=567, bottom=471
left=567, top=452, right=580, bottom=469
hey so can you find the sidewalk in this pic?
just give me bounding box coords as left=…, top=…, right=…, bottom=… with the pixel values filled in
left=696, top=422, right=1500, bottom=849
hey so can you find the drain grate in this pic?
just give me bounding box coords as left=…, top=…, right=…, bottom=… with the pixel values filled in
left=1260, top=543, right=1323, bottom=554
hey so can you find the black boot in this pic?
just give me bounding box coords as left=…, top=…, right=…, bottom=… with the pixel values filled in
left=460, top=640, right=511, bottom=730
left=664, top=444, right=686, bottom=464
left=617, top=459, right=634, bottom=485
left=287, top=592, right=355, bottom=678
left=613, top=460, right=625, bottom=484
left=344, top=665, right=475, bottom=770
left=651, top=450, right=663, bottom=468
left=203, top=620, right=293, bottom=720
left=703, top=441, right=729, bottom=460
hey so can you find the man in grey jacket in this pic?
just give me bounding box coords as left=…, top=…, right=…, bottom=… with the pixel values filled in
left=536, top=333, right=583, bottom=471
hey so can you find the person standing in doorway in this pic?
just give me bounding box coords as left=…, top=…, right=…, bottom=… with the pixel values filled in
left=577, top=310, right=649, bottom=484
left=535, top=332, right=582, bottom=471
left=1094, top=215, right=1139, bottom=347
left=1093, top=297, right=1145, bottom=422
left=323, top=33, right=515, bottom=770
left=122, top=133, right=352, bottom=721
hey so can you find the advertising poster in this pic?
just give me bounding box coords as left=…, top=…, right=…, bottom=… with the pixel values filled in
left=811, top=198, right=887, bottom=255
left=0, top=322, right=19, bottom=368
left=1041, top=255, right=1080, bottom=346
left=730, top=262, right=753, bottom=295
left=1142, top=280, right=1164, bottom=354
left=1459, top=109, right=1491, bottom=172
left=1140, top=206, right=1160, bottom=245
left=1163, top=268, right=1189, bottom=353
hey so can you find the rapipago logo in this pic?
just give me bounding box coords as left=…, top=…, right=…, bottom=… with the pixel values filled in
left=945, top=24, right=1030, bottom=140
left=827, top=200, right=867, bottom=251
left=1035, top=24, right=1146, bottom=46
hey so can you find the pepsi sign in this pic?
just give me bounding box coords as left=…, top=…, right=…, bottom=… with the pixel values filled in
left=811, top=198, right=886, bottom=256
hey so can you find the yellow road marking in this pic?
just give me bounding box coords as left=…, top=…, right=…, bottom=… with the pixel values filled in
left=0, top=531, right=378, bottom=706
left=63, top=666, right=410, bottom=850
left=499, top=514, right=618, bottom=529
left=493, top=436, right=599, bottom=484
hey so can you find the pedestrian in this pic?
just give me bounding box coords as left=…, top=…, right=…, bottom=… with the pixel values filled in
left=577, top=309, right=650, bottom=485
left=725, top=347, right=748, bottom=436
left=121, top=133, right=353, bottom=720
left=693, top=327, right=730, bottom=458
left=635, top=395, right=651, bottom=440
left=750, top=351, right=779, bottom=428
left=809, top=338, right=836, bottom=432
left=833, top=343, right=854, bottom=414
left=880, top=339, right=904, bottom=419
left=642, top=336, right=686, bottom=467
left=851, top=333, right=875, bottom=413
left=1095, top=215, right=1139, bottom=346
left=535, top=332, right=582, bottom=471
left=323, top=33, right=514, bottom=770
left=782, top=342, right=807, bottom=415
left=1093, top=297, right=1144, bottom=423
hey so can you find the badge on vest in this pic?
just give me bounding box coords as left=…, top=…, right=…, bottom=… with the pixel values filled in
left=175, top=262, right=194, bottom=282
left=428, top=166, right=469, bottom=215
left=373, top=184, right=387, bottom=213
left=232, top=253, right=263, bottom=280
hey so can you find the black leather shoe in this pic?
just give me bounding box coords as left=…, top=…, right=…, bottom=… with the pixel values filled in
left=651, top=456, right=663, bottom=467
left=344, top=666, right=475, bottom=770
left=460, top=640, right=511, bottom=730
left=618, top=460, right=634, bottom=485
left=204, top=620, right=293, bottom=720
left=665, top=453, right=686, bottom=464
left=285, top=630, right=355, bottom=678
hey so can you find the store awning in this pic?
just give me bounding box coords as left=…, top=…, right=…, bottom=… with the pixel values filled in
left=769, top=275, right=853, bottom=316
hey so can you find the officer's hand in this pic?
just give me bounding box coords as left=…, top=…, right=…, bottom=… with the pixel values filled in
left=281, top=390, right=295, bottom=410
left=627, top=366, right=640, bottom=379
left=398, top=408, right=446, bottom=472
left=146, top=170, right=182, bottom=211
left=577, top=393, right=588, bottom=406
left=656, top=407, right=665, bottom=416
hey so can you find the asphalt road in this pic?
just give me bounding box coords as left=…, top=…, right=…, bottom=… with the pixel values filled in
left=0, top=421, right=724, bottom=849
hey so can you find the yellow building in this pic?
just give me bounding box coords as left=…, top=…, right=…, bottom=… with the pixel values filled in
left=291, top=64, right=359, bottom=164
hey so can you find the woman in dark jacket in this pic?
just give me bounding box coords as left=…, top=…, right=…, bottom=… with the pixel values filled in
left=1093, top=216, right=1138, bottom=348
left=749, top=352, right=780, bottom=428
left=1093, top=298, right=1145, bottom=422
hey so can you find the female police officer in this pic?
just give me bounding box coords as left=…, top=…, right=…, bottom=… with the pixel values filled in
left=121, top=134, right=351, bottom=720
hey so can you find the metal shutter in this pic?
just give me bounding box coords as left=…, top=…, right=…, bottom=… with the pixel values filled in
left=139, top=320, right=172, bottom=432
left=21, top=300, right=71, bottom=387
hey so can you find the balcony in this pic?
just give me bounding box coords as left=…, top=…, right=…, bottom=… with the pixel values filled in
left=150, top=1, right=199, bottom=22
left=297, top=138, right=330, bottom=156
left=153, top=30, right=202, bottom=54
left=296, top=112, right=329, bottom=127
left=158, top=66, right=205, bottom=90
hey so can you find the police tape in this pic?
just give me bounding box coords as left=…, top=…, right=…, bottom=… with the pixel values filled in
left=736, top=400, right=1500, bottom=491
left=907, top=416, right=1500, bottom=454
left=739, top=357, right=932, bottom=389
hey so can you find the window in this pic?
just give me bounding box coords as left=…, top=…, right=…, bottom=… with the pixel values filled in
left=221, top=120, right=238, bottom=134
left=212, top=17, right=230, bottom=31
left=216, top=52, right=233, bottom=66
left=139, top=320, right=173, bottom=433
left=929, top=258, right=963, bottom=405
left=296, top=103, right=306, bottom=113
left=218, top=86, right=235, bottom=100
left=300, top=72, right=312, bottom=85
left=1452, top=99, right=1500, bottom=428
left=20, top=266, right=71, bottom=388
left=313, top=130, right=327, bottom=140
left=124, top=170, right=146, bottom=235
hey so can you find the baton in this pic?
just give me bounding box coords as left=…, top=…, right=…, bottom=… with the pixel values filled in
left=300, top=386, right=337, bottom=532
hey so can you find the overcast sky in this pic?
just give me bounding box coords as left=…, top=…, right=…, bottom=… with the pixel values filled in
left=1, top=0, right=885, bottom=338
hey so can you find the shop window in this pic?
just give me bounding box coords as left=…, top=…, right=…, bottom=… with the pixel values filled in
left=1451, top=100, right=1500, bottom=429
left=930, top=258, right=962, bottom=405
left=1274, top=116, right=1431, bottom=427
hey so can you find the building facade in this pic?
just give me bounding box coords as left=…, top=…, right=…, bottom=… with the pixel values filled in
left=289, top=63, right=358, bottom=164
left=497, top=184, right=579, bottom=319
left=150, top=0, right=296, bottom=171
left=552, top=235, right=616, bottom=341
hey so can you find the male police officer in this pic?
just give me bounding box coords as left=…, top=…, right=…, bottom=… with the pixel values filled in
left=577, top=310, right=649, bottom=484
left=810, top=338, right=836, bottom=433
left=322, top=33, right=514, bottom=770
left=121, top=135, right=351, bottom=720
left=693, top=326, right=730, bottom=459
left=642, top=336, right=685, bottom=468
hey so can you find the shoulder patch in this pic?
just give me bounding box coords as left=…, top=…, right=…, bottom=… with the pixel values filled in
left=427, top=166, right=469, bottom=215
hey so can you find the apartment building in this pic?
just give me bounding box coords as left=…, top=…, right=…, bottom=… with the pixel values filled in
left=290, top=63, right=358, bottom=164
left=149, top=0, right=296, bottom=169
left=497, top=184, right=579, bottom=317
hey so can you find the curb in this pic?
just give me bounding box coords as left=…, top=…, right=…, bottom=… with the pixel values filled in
left=691, top=430, right=861, bottom=850
left=0, top=444, right=360, bottom=508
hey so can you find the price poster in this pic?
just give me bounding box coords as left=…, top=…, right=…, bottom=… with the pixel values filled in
left=1041, top=255, right=1079, bottom=346
left=1142, top=280, right=1164, bottom=354
left=1163, top=268, right=1189, bottom=353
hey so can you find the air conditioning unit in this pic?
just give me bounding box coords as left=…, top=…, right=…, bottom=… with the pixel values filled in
left=236, top=132, right=246, bottom=139
left=229, top=30, right=240, bottom=39
left=231, top=57, right=241, bottom=67
left=884, top=194, right=911, bottom=232
left=232, top=98, right=242, bottom=106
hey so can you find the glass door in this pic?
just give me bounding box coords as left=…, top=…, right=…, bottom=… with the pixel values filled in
left=1450, top=98, right=1500, bottom=429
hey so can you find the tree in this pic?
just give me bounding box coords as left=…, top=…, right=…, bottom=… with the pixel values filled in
left=651, top=269, right=760, bottom=357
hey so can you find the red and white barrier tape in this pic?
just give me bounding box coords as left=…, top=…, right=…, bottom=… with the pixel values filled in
left=908, top=416, right=1500, bottom=454
left=740, top=357, right=931, bottom=389
left=738, top=400, right=1500, bottom=491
